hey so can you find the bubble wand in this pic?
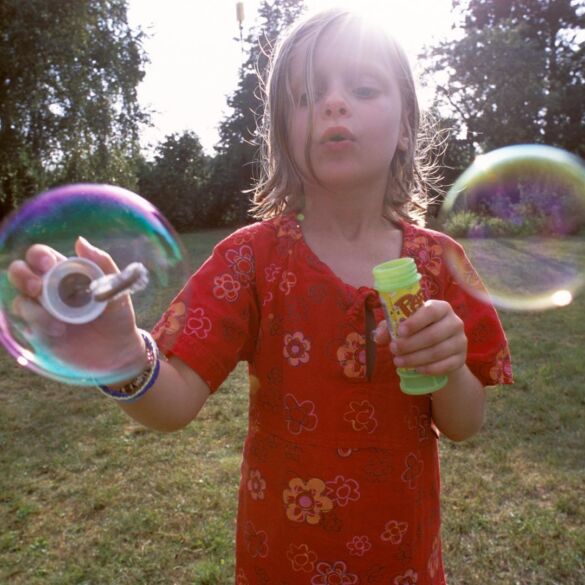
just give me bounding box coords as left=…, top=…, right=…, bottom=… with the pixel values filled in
left=41, top=258, right=149, bottom=324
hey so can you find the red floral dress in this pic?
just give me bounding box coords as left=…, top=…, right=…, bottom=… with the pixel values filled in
left=152, top=214, right=513, bottom=585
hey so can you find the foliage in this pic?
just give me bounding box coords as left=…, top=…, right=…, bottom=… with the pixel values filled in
left=212, top=0, right=306, bottom=225
left=442, top=168, right=585, bottom=238
left=0, top=0, right=148, bottom=217
left=442, top=209, right=547, bottom=238
left=423, top=0, right=585, bottom=193
left=137, top=131, right=211, bottom=231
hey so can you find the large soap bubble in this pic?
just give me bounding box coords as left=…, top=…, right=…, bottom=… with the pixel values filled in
left=0, top=184, right=189, bottom=385
left=437, top=145, right=585, bottom=311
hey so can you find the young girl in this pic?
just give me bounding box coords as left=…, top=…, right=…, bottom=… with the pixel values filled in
left=10, top=8, right=512, bottom=584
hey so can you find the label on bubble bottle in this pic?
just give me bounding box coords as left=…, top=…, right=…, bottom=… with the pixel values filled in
left=379, top=282, right=426, bottom=339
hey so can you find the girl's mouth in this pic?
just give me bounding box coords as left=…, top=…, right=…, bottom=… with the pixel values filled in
left=320, top=126, right=356, bottom=144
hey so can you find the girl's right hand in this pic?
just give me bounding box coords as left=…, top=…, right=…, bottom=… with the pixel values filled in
left=7, top=237, right=147, bottom=380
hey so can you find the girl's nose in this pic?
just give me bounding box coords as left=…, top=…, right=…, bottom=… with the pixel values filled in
left=322, top=90, right=350, bottom=118
left=325, top=102, right=348, bottom=117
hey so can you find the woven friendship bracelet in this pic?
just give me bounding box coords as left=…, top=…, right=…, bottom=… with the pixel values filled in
left=97, top=330, right=161, bottom=403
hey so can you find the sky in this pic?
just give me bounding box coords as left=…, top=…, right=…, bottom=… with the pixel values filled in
left=127, top=0, right=456, bottom=156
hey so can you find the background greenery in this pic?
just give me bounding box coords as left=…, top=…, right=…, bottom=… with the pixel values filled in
left=1, top=0, right=584, bottom=226
left=1, top=228, right=584, bottom=584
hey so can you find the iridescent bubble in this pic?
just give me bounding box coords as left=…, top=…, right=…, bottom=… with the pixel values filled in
left=437, top=145, right=585, bottom=311
left=0, top=184, right=189, bottom=385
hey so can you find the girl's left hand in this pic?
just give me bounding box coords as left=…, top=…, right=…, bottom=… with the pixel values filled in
left=373, top=300, right=467, bottom=376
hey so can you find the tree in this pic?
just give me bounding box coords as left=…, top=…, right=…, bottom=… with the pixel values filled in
left=212, top=0, right=306, bottom=225
left=0, top=0, right=148, bottom=217
left=423, top=0, right=585, bottom=160
left=138, top=131, right=211, bottom=231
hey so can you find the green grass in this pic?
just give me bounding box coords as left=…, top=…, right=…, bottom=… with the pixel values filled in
left=1, top=227, right=584, bottom=584
left=459, top=236, right=585, bottom=308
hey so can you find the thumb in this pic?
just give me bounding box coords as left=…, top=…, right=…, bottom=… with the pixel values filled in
left=372, top=320, right=391, bottom=345
left=75, top=237, right=119, bottom=275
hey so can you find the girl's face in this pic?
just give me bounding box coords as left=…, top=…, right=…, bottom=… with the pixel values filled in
left=287, top=23, right=407, bottom=195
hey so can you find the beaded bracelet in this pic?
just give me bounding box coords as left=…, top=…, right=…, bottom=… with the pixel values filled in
left=97, top=330, right=161, bottom=403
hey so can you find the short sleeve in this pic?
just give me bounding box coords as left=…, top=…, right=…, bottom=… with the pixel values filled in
left=151, top=227, right=260, bottom=393
left=442, top=237, right=514, bottom=387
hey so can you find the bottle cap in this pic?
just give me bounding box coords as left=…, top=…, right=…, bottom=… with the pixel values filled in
left=372, top=257, right=420, bottom=291
left=398, top=369, right=448, bottom=395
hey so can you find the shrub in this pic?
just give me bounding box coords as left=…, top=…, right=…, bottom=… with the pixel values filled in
left=441, top=210, right=482, bottom=238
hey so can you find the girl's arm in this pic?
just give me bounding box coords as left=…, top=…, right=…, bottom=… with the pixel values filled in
left=374, top=299, right=487, bottom=442
left=112, top=339, right=211, bottom=432
left=9, top=242, right=213, bottom=432
left=118, top=356, right=211, bottom=433
left=428, top=365, right=486, bottom=442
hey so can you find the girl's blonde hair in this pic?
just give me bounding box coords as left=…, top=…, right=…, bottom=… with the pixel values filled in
left=251, top=8, right=441, bottom=225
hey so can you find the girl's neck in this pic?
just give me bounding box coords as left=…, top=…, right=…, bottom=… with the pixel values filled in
left=301, top=184, right=396, bottom=242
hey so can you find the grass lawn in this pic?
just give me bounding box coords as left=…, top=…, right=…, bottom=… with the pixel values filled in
left=1, top=227, right=584, bottom=584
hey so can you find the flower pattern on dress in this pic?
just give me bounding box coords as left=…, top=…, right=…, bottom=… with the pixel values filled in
left=393, top=569, right=418, bottom=585
left=364, top=450, right=393, bottom=482
left=421, top=274, right=440, bottom=299
left=287, top=543, right=318, bottom=572
left=152, top=300, right=185, bottom=339
left=489, top=347, right=513, bottom=384
left=279, top=270, right=297, bottom=295
left=225, top=245, right=255, bottom=285
left=265, top=263, right=281, bottom=282
left=311, top=561, right=359, bottom=585
left=446, top=244, right=482, bottom=290
left=274, top=215, right=303, bottom=240
left=337, top=332, right=367, bottom=379
left=213, top=273, right=241, bottom=302
left=262, top=291, right=274, bottom=307
left=347, top=535, right=372, bottom=557
left=243, top=521, right=268, bottom=558
left=184, top=307, right=211, bottom=339
left=406, top=405, right=430, bottom=442
left=284, top=394, right=318, bottom=435
left=404, top=233, right=443, bottom=276
left=343, top=400, right=378, bottom=434
left=236, top=569, right=249, bottom=585
left=427, top=534, right=441, bottom=579
left=325, top=476, right=360, bottom=507
left=401, top=453, right=424, bottom=489
left=247, top=469, right=266, bottom=501
left=283, top=478, right=333, bottom=525
left=283, top=331, right=311, bottom=366
left=381, top=520, right=408, bottom=544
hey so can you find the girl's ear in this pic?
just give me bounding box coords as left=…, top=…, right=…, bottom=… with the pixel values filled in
left=397, top=125, right=409, bottom=152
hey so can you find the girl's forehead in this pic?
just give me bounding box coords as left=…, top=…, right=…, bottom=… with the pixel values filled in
left=288, top=22, right=395, bottom=81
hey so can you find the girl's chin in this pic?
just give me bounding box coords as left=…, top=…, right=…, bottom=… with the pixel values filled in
left=306, top=168, right=387, bottom=193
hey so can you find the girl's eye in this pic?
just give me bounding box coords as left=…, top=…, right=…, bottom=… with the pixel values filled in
left=298, top=89, right=324, bottom=107
left=354, top=86, right=380, bottom=98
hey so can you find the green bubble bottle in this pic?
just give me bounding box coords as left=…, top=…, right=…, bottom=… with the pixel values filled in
left=372, top=258, right=448, bottom=395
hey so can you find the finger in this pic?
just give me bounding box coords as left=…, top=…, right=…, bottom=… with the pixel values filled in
left=397, top=300, right=450, bottom=337
left=392, top=315, right=463, bottom=356
left=393, top=336, right=466, bottom=370
left=12, top=296, right=67, bottom=338
left=25, top=244, right=66, bottom=276
left=372, top=320, right=391, bottom=345
left=7, top=260, right=43, bottom=298
left=414, top=355, right=465, bottom=377
left=75, top=237, right=120, bottom=275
